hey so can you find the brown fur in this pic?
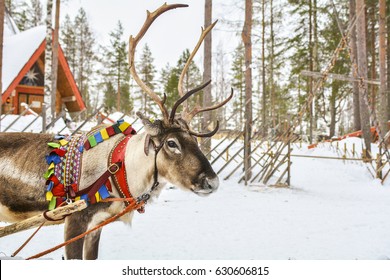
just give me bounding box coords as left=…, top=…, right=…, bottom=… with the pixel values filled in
left=0, top=133, right=53, bottom=219
left=0, top=124, right=218, bottom=259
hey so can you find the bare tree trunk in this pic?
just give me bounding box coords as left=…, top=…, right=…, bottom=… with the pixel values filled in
left=117, top=67, right=121, bottom=112
left=349, top=0, right=361, bottom=131
left=313, top=0, right=319, bottom=132
left=43, top=0, right=53, bottom=132
left=378, top=0, right=388, bottom=139
left=329, top=82, right=337, bottom=138
left=388, top=0, right=390, bottom=121
left=369, top=3, right=376, bottom=119
left=0, top=0, right=4, bottom=131
left=308, top=0, right=314, bottom=143
left=242, top=0, right=253, bottom=183
left=270, top=0, right=275, bottom=129
left=202, top=0, right=212, bottom=155
left=356, top=0, right=372, bottom=156
left=50, top=0, right=60, bottom=119
left=261, top=0, right=266, bottom=137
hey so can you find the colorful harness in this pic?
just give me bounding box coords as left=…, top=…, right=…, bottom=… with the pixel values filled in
left=44, top=120, right=139, bottom=211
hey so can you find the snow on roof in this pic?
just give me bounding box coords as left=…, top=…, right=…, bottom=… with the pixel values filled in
left=2, top=25, right=46, bottom=94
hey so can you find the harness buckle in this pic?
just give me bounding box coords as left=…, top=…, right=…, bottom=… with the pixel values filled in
left=137, top=193, right=150, bottom=203
left=108, top=163, right=120, bottom=174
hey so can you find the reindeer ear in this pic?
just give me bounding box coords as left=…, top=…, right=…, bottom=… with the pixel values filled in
left=136, top=112, right=162, bottom=136
left=143, top=134, right=152, bottom=156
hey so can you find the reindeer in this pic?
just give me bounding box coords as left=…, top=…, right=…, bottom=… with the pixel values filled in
left=0, top=3, right=232, bottom=259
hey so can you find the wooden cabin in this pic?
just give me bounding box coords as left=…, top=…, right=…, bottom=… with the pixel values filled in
left=1, top=25, right=85, bottom=116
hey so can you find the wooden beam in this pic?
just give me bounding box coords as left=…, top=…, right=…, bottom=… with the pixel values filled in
left=0, top=200, right=87, bottom=238
left=301, top=70, right=380, bottom=85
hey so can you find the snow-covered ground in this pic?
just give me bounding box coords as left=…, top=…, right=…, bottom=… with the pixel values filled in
left=0, top=138, right=389, bottom=260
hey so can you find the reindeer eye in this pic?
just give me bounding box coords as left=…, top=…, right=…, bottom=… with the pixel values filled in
left=167, top=140, right=178, bottom=148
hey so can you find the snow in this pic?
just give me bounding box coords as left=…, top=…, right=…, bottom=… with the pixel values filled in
left=0, top=137, right=389, bottom=260
left=0, top=113, right=70, bottom=134
left=2, top=26, right=46, bottom=93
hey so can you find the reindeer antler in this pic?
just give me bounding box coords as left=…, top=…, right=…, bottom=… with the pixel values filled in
left=130, top=3, right=233, bottom=137
left=129, top=3, right=188, bottom=124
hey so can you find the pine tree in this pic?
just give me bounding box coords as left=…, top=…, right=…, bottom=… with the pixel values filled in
left=60, top=8, right=97, bottom=114
left=74, top=8, right=95, bottom=112
left=318, top=2, right=350, bottom=137
left=230, top=43, right=245, bottom=128
left=137, top=43, right=156, bottom=116
left=60, top=14, right=76, bottom=73
left=102, top=21, right=132, bottom=114
left=11, top=0, right=43, bottom=31
left=160, top=49, right=202, bottom=110
left=287, top=0, right=318, bottom=141
left=30, top=0, right=43, bottom=27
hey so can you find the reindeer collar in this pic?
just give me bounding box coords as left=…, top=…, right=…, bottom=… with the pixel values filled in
left=109, top=134, right=141, bottom=210
left=44, top=120, right=139, bottom=211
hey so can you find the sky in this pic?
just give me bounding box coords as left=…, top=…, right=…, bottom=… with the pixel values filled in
left=59, top=0, right=242, bottom=70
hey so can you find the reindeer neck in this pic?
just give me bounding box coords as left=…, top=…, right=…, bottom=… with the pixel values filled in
left=124, top=133, right=166, bottom=199
left=78, top=133, right=125, bottom=192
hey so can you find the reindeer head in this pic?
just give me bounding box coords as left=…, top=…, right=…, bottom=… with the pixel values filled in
left=128, top=4, right=232, bottom=196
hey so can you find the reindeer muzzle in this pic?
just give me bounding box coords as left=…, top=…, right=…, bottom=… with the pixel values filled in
left=192, top=173, right=219, bottom=196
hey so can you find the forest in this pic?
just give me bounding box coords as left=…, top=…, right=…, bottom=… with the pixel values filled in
left=1, top=0, right=389, bottom=148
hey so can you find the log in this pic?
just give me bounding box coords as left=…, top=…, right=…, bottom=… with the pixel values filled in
left=0, top=200, right=87, bottom=238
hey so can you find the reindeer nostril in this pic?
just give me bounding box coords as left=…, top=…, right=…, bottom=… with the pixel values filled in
left=201, top=175, right=219, bottom=191
left=205, top=179, right=213, bottom=190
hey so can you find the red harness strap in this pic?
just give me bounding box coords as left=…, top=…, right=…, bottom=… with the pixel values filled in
left=109, top=135, right=133, bottom=202
left=73, top=126, right=143, bottom=212
left=109, top=133, right=145, bottom=213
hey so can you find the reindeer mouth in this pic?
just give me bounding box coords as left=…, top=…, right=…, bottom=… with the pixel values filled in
left=191, top=188, right=214, bottom=197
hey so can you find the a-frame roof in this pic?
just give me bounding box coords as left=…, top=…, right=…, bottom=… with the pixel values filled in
left=1, top=26, right=86, bottom=112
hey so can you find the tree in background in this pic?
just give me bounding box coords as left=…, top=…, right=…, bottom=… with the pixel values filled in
left=136, top=43, right=157, bottom=116
left=61, top=14, right=76, bottom=73
left=242, top=0, right=253, bottom=183
left=160, top=49, right=202, bottom=110
left=378, top=0, right=388, bottom=139
left=0, top=0, right=5, bottom=128
left=387, top=0, right=390, bottom=121
left=61, top=8, right=96, bottom=114
left=202, top=0, right=212, bottom=154
left=317, top=2, right=350, bottom=138
left=355, top=0, right=372, bottom=156
left=287, top=0, right=319, bottom=142
left=74, top=8, right=95, bottom=113
left=9, top=0, right=43, bottom=31
left=230, top=42, right=245, bottom=128
left=349, top=0, right=361, bottom=131
left=214, top=42, right=230, bottom=129
left=102, top=21, right=132, bottom=114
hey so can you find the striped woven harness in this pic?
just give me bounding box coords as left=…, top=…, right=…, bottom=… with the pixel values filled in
left=44, top=120, right=140, bottom=211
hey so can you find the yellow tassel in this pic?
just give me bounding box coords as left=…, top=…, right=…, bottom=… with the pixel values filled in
left=100, top=129, right=109, bottom=140
left=59, top=139, right=69, bottom=146
left=46, top=191, right=53, bottom=201
left=95, top=192, right=101, bottom=202
left=48, top=162, right=55, bottom=170
left=118, top=122, right=130, bottom=132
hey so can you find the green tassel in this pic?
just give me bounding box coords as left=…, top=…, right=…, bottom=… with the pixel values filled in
left=47, top=142, right=61, bottom=148
left=43, top=168, right=54, bottom=180
left=88, top=135, right=97, bottom=148
left=48, top=196, right=57, bottom=210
